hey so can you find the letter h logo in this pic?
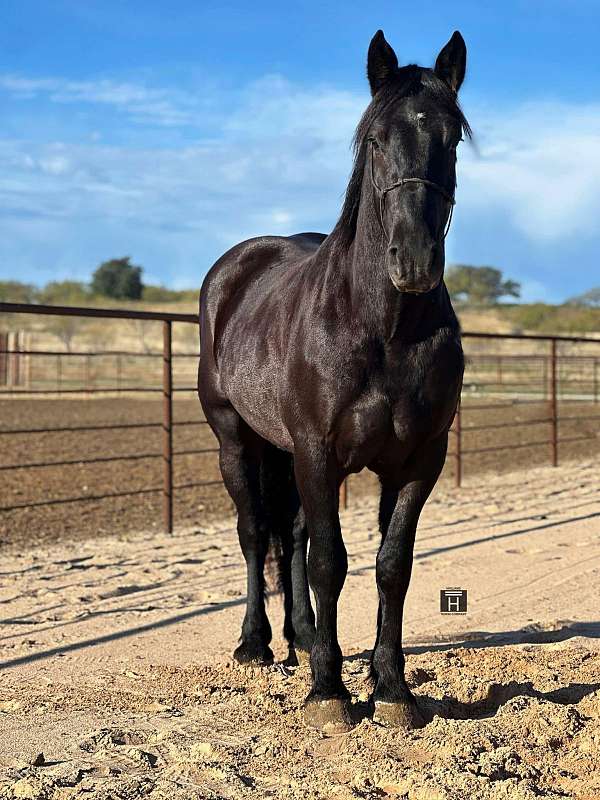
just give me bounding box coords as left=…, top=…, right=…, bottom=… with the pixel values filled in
left=440, top=588, right=467, bottom=614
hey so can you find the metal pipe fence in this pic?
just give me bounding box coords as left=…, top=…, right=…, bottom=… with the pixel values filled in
left=1, top=301, right=599, bottom=533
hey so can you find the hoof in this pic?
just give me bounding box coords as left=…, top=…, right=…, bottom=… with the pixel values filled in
left=373, top=699, right=426, bottom=729
left=233, top=642, right=274, bottom=666
left=304, top=698, right=353, bottom=734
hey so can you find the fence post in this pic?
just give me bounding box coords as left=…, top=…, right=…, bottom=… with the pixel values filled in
left=455, top=400, right=462, bottom=487
left=550, top=338, right=558, bottom=468
left=163, top=321, right=173, bottom=533
left=0, top=332, right=7, bottom=386
left=13, top=331, right=21, bottom=386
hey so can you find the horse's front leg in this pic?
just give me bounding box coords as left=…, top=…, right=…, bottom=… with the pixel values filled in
left=294, top=447, right=351, bottom=732
left=372, top=434, right=448, bottom=728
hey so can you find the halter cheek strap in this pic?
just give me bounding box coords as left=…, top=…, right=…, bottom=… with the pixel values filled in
left=370, top=142, right=456, bottom=241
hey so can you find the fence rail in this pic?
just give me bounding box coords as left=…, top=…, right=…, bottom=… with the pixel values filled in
left=1, top=301, right=599, bottom=534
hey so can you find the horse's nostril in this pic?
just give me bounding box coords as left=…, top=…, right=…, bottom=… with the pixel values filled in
left=388, top=246, right=398, bottom=260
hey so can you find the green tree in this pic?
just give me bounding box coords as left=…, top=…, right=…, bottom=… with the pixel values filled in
left=91, top=257, right=143, bottom=300
left=445, top=265, right=521, bottom=305
left=0, top=280, right=38, bottom=303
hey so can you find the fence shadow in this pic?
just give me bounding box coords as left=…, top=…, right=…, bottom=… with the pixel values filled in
left=0, top=595, right=247, bottom=671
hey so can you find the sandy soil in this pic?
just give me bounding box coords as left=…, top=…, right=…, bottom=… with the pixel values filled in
left=0, top=458, right=599, bottom=798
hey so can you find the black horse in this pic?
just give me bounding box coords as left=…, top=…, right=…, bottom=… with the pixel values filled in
left=198, top=30, right=470, bottom=731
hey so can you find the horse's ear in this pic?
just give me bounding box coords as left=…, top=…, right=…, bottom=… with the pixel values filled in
left=434, top=31, right=467, bottom=93
left=367, top=30, right=399, bottom=96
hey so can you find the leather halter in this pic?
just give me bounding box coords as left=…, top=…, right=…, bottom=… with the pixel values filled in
left=369, top=141, right=456, bottom=242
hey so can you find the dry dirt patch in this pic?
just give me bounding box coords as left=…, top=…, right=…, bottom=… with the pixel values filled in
left=1, top=647, right=599, bottom=799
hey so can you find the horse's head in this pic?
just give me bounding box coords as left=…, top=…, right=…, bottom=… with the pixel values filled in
left=364, top=30, right=469, bottom=294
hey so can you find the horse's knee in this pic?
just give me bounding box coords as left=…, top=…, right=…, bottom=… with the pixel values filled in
left=375, top=547, right=404, bottom=595
left=307, top=538, right=347, bottom=596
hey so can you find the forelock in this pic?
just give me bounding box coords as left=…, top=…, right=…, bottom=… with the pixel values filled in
left=353, top=66, right=471, bottom=152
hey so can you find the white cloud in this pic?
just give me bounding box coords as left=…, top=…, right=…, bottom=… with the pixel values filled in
left=460, top=102, right=600, bottom=241
left=0, top=74, right=200, bottom=127
left=38, top=155, right=72, bottom=176
left=0, top=74, right=363, bottom=266
left=1, top=69, right=600, bottom=295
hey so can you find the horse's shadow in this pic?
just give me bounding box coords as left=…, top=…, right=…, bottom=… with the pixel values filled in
left=344, top=619, right=600, bottom=724
left=346, top=679, right=600, bottom=727
left=419, top=679, right=600, bottom=724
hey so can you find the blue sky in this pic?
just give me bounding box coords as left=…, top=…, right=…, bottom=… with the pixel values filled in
left=1, top=1, right=599, bottom=302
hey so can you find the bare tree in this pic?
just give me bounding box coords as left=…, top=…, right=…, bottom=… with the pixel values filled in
left=47, top=316, right=81, bottom=352
left=131, top=318, right=155, bottom=354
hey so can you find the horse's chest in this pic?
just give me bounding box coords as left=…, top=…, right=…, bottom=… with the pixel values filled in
left=334, top=390, right=392, bottom=471
left=334, top=362, right=459, bottom=473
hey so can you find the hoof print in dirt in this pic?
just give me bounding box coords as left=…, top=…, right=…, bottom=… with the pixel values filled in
left=372, top=699, right=426, bottom=729
left=304, top=698, right=353, bottom=734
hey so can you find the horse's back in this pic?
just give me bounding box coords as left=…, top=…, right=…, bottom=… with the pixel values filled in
left=287, top=232, right=327, bottom=249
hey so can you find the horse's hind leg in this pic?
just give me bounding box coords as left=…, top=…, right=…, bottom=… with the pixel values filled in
left=260, top=449, right=316, bottom=662
left=371, top=434, right=448, bottom=728
left=288, top=505, right=316, bottom=659
left=279, top=504, right=316, bottom=663
left=212, top=405, right=273, bottom=665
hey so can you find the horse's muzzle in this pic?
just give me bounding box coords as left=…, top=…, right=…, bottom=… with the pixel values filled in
left=388, top=272, right=440, bottom=294
left=386, top=241, right=442, bottom=294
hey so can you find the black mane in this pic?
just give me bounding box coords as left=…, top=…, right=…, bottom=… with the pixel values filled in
left=331, top=65, right=472, bottom=253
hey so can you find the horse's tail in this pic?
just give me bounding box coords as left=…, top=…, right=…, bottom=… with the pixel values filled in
left=265, top=530, right=285, bottom=597
left=261, top=447, right=298, bottom=598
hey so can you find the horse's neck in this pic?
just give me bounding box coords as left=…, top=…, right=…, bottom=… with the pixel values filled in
left=330, top=195, right=452, bottom=342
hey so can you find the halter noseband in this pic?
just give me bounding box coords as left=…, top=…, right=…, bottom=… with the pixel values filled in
left=369, top=141, right=456, bottom=241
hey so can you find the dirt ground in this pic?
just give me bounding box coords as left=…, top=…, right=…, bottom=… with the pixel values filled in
left=1, top=397, right=599, bottom=548
left=0, top=457, right=599, bottom=799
